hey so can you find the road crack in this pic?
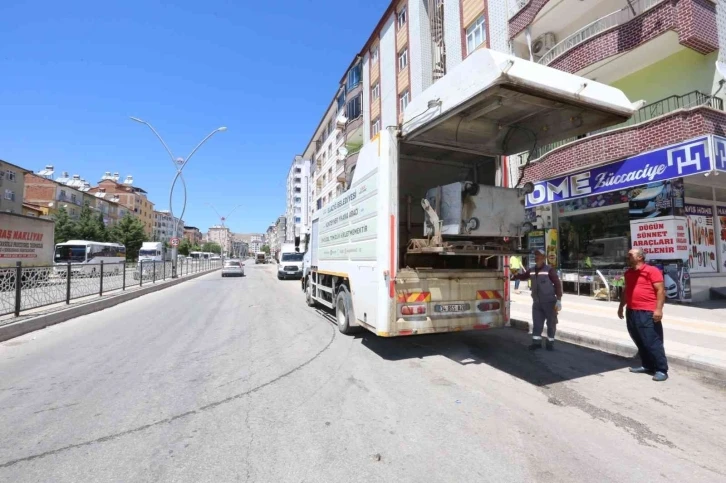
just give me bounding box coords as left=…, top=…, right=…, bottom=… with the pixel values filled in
left=0, top=325, right=336, bottom=469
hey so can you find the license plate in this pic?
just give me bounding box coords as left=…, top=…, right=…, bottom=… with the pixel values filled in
left=435, top=303, right=469, bottom=313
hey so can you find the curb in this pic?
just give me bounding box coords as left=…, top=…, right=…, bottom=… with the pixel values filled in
left=0, top=268, right=219, bottom=343
left=509, top=318, right=726, bottom=379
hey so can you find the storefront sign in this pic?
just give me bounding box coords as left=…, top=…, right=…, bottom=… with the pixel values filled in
left=713, top=135, right=726, bottom=172
left=629, top=217, right=688, bottom=261
left=526, top=136, right=711, bottom=207
left=685, top=204, right=717, bottom=273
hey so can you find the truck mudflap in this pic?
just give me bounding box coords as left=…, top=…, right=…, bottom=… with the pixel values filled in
left=389, top=270, right=506, bottom=336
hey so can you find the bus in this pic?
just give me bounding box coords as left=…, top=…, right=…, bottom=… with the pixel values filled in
left=190, top=251, right=214, bottom=260
left=54, top=240, right=126, bottom=276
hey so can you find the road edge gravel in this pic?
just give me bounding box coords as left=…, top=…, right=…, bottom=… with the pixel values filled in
left=0, top=268, right=219, bottom=343
left=509, top=318, right=726, bottom=379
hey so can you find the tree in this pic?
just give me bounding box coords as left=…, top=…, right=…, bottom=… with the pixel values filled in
left=109, top=214, right=147, bottom=260
left=178, top=238, right=192, bottom=256
left=261, top=245, right=270, bottom=255
left=53, top=207, right=78, bottom=244
left=201, top=242, right=222, bottom=254
left=95, top=212, right=109, bottom=242
left=76, top=205, right=107, bottom=241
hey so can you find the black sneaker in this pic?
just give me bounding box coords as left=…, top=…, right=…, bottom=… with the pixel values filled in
left=652, top=371, right=669, bottom=382
left=528, top=341, right=542, bottom=351
left=545, top=340, right=554, bottom=351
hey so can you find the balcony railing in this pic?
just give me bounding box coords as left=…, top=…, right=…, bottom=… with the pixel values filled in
left=537, top=0, right=664, bottom=66
left=511, top=91, right=723, bottom=166
left=509, top=0, right=530, bottom=18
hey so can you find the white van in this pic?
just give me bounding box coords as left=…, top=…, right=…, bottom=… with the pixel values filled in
left=278, top=243, right=304, bottom=280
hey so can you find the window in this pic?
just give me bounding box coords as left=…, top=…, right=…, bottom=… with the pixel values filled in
left=399, top=90, right=410, bottom=112
left=371, top=45, right=379, bottom=64
left=346, top=94, right=362, bottom=120
left=60, top=189, right=67, bottom=200
left=371, top=82, right=380, bottom=101
left=397, top=7, right=407, bottom=29
left=466, top=15, right=486, bottom=55
left=294, top=217, right=301, bottom=223
left=294, top=197, right=302, bottom=203
left=371, top=118, right=381, bottom=136
left=346, top=63, right=362, bottom=92
left=294, top=167, right=301, bottom=174
left=337, top=92, right=346, bottom=113
left=6, top=170, right=16, bottom=182
left=71, top=194, right=77, bottom=204
left=4, top=189, right=15, bottom=201
left=398, top=48, right=408, bottom=71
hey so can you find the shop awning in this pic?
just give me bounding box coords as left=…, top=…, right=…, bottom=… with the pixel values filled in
left=401, top=48, right=638, bottom=156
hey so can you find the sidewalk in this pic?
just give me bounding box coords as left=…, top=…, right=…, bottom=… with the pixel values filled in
left=508, top=283, right=726, bottom=378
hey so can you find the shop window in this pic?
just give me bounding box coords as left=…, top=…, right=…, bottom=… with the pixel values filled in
left=558, top=208, right=631, bottom=271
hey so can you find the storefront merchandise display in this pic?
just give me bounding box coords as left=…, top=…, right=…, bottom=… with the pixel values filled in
left=685, top=204, right=717, bottom=273
left=719, top=206, right=726, bottom=270
left=648, top=259, right=692, bottom=303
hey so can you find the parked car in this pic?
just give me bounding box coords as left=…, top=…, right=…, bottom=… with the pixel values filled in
left=221, top=259, right=245, bottom=277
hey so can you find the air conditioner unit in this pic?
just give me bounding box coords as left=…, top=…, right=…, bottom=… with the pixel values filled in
left=532, top=32, right=556, bottom=58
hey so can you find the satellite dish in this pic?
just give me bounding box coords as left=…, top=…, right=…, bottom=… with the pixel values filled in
left=717, top=61, right=726, bottom=79
left=337, top=147, right=349, bottom=160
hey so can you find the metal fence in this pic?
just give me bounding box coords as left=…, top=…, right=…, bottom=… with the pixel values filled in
left=0, top=258, right=222, bottom=319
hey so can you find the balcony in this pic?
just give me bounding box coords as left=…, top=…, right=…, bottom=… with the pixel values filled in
left=511, top=90, right=725, bottom=184
left=512, top=0, right=717, bottom=80
left=537, top=0, right=665, bottom=66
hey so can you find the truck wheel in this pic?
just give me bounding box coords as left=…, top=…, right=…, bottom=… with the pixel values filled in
left=335, top=286, right=358, bottom=335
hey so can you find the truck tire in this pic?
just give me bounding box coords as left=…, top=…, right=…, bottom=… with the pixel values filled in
left=335, top=286, right=358, bottom=335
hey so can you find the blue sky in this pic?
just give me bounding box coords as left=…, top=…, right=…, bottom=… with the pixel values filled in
left=0, top=0, right=388, bottom=233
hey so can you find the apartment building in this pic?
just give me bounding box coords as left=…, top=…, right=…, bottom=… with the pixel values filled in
left=300, top=0, right=511, bottom=213
left=506, top=0, right=726, bottom=301
left=286, top=156, right=311, bottom=240
left=0, top=160, right=30, bottom=214
left=207, top=225, right=232, bottom=255
left=266, top=223, right=278, bottom=259
left=153, top=210, right=184, bottom=243
left=24, top=171, right=85, bottom=219
left=90, top=172, right=155, bottom=236
left=183, top=226, right=203, bottom=246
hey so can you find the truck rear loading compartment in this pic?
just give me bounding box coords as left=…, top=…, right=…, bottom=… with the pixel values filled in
left=401, top=48, right=636, bottom=157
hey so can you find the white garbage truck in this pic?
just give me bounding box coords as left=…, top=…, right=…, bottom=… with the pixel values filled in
left=301, top=48, right=636, bottom=336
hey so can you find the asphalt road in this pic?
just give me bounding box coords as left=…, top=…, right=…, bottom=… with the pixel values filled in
left=0, top=261, right=724, bottom=482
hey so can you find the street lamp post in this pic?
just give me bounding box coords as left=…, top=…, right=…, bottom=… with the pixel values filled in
left=131, top=117, right=226, bottom=278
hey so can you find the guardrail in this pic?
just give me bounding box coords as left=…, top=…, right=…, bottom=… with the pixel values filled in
left=0, top=258, right=222, bottom=320
left=537, top=0, right=664, bottom=66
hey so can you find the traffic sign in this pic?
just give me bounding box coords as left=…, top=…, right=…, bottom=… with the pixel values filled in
left=171, top=237, right=180, bottom=247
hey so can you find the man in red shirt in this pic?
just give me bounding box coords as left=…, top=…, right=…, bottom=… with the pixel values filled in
left=618, top=248, right=668, bottom=382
